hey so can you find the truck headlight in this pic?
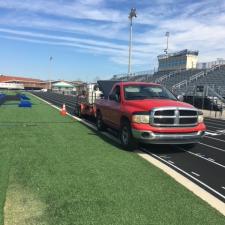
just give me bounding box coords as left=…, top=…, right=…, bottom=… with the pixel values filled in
left=132, top=113, right=150, bottom=124
left=198, top=111, right=204, bottom=123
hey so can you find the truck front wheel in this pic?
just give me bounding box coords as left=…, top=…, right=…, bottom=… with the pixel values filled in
left=120, top=121, right=137, bottom=151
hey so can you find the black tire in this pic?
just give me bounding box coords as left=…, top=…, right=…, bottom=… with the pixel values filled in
left=120, top=120, right=137, bottom=151
left=96, top=112, right=106, bottom=131
left=74, top=105, right=82, bottom=118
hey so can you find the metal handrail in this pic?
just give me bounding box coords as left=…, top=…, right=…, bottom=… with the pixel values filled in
left=189, top=71, right=205, bottom=82
left=172, top=80, right=188, bottom=91
left=155, top=71, right=177, bottom=83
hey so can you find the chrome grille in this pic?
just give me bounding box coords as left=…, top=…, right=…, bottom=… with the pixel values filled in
left=150, top=107, right=198, bottom=127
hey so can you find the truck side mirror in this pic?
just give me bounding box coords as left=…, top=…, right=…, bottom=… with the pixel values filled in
left=177, top=95, right=184, bottom=102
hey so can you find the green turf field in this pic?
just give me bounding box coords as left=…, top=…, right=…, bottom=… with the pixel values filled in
left=0, top=93, right=224, bottom=225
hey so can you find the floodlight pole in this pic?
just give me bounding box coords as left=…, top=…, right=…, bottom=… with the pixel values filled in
left=128, top=8, right=137, bottom=75
left=49, top=56, right=53, bottom=90
left=164, top=32, right=169, bottom=55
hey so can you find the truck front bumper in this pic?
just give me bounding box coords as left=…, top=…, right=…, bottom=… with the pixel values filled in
left=132, top=129, right=205, bottom=144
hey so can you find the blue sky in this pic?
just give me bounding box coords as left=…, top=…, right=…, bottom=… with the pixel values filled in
left=0, top=0, right=225, bottom=81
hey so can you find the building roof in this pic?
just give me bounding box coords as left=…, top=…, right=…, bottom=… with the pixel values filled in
left=52, top=81, right=74, bottom=88
left=158, top=49, right=199, bottom=60
left=0, top=75, right=44, bottom=83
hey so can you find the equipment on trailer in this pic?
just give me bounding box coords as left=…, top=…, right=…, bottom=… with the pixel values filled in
left=74, top=83, right=102, bottom=117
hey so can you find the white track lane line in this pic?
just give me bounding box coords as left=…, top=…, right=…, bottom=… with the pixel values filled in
left=178, top=147, right=225, bottom=169
left=199, top=142, right=225, bottom=153
left=191, top=172, right=200, bottom=177
left=32, top=94, right=225, bottom=216
left=207, top=125, right=225, bottom=130
left=208, top=158, right=215, bottom=162
left=177, top=147, right=225, bottom=169
left=206, top=121, right=225, bottom=128
left=205, top=117, right=225, bottom=123
left=205, top=131, right=219, bottom=136
left=141, top=148, right=225, bottom=201
left=205, top=136, right=225, bottom=143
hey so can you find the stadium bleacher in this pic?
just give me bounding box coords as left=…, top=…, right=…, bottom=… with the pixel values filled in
left=111, top=65, right=225, bottom=100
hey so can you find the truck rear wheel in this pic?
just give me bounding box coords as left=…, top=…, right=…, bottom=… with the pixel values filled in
left=74, top=105, right=82, bottom=118
left=120, top=121, right=137, bottom=151
left=96, top=112, right=106, bottom=131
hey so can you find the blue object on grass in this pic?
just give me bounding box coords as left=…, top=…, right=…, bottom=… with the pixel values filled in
left=19, top=94, right=30, bottom=100
left=18, top=100, right=32, bottom=107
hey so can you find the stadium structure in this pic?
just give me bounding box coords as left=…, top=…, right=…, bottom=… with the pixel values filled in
left=158, top=49, right=199, bottom=71
left=111, top=49, right=225, bottom=110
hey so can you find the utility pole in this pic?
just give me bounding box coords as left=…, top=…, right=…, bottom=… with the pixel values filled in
left=128, top=8, right=137, bottom=75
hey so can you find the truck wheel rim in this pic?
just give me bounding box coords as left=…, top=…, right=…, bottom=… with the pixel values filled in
left=122, top=127, right=129, bottom=145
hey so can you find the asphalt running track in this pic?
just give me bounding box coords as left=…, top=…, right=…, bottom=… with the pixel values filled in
left=32, top=92, right=225, bottom=203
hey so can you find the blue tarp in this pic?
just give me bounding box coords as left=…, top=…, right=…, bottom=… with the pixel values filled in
left=18, top=100, right=32, bottom=107
left=17, top=93, right=30, bottom=100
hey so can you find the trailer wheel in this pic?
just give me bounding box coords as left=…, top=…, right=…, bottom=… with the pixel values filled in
left=75, top=105, right=82, bottom=118
left=120, top=121, right=137, bottom=151
left=96, top=112, right=106, bottom=131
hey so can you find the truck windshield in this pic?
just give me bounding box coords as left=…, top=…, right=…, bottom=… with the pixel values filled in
left=124, top=85, right=177, bottom=100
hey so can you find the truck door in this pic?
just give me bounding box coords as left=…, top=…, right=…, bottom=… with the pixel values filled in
left=107, top=85, right=121, bottom=129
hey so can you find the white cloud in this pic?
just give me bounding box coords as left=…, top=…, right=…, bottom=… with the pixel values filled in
left=0, top=0, right=224, bottom=71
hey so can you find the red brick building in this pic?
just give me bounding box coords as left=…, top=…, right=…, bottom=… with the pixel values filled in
left=0, top=75, right=49, bottom=89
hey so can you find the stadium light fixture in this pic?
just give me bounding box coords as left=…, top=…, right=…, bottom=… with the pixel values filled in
left=164, top=31, right=170, bottom=55
left=49, top=56, right=53, bottom=90
left=128, top=8, right=137, bottom=75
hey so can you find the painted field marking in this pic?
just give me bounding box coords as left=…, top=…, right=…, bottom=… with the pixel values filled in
left=207, top=125, right=225, bottom=130
left=177, top=148, right=225, bottom=169
left=205, top=121, right=225, bottom=128
left=205, top=136, right=225, bottom=143
left=208, top=158, right=215, bottom=162
left=222, top=187, right=225, bottom=190
left=191, top=172, right=200, bottom=177
left=205, top=131, right=219, bottom=136
left=199, top=142, right=225, bottom=153
left=216, top=130, right=225, bottom=134
left=160, top=155, right=171, bottom=159
left=168, top=160, right=175, bottom=164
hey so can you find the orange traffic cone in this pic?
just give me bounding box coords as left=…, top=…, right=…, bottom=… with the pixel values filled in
left=60, top=104, right=67, bottom=116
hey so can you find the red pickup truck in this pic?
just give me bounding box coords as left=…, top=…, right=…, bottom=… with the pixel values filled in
left=95, top=81, right=206, bottom=150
